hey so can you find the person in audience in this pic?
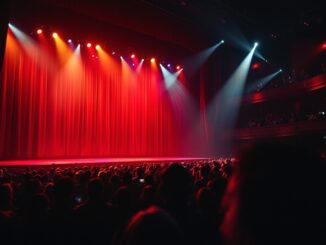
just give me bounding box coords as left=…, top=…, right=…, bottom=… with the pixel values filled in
left=74, top=178, right=114, bottom=245
left=121, top=206, right=182, bottom=245
left=46, top=176, right=76, bottom=244
left=221, top=142, right=326, bottom=245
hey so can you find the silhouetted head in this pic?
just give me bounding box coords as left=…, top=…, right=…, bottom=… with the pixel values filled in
left=196, top=187, right=215, bottom=213
left=0, top=183, right=13, bottom=209
left=160, top=163, right=191, bottom=205
left=200, top=164, right=210, bottom=179
left=125, top=206, right=182, bottom=245
left=221, top=142, right=326, bottom=245
left=53, top=177, right=74, bottom=208
left=87, top=178, right=103, bottom=201
left=139, top=185, right=156, bottom=208
left=123, top=171, right=133, bottom=185
left=24, top=179, right=41, bottom=196
left=112, top=186, right=132, bottom=209
left=28, top=194, right=49, bottom=215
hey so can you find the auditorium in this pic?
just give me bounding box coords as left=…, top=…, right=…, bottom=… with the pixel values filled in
left=0, top=1, right=325, bottom=244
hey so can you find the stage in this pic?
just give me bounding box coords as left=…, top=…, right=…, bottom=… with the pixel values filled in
left=0, top=157, right=210, bottom=167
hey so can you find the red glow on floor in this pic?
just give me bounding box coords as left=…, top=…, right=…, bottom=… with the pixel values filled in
left=0, top=157, right=209, bottom=166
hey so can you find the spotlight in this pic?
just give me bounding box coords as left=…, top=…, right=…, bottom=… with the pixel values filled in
left=167, top=64, right=171, bottom=67
left=221, top=40, right=224, bottom=43
left=95, top=44, right=101, bottom=50
left=37, top=29, right=43, bottom=35
left=176, top=65, right=181, bottom=70
left=132, top=63, right=135, bottom=67
left=322, top=42, right=326, bottom=49
left=68, top=39, right=72, bottom=43
left=87, top=43, right=92, bottom=48
left=254, top=42, right=259, bottom=47
left=131, top=54, right=136, bottom=59
left=279, top=69, right=283, bottom=72
left=52, top=32, right=58, bottom=39
left=150, top=58, right=155, bottom=63
left=252, top=63, right=260, bottom=70
left=112, top=51, right=116, bottom=55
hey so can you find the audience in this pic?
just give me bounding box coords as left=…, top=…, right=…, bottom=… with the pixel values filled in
left=250, top=64, right=326, bottom=93
left=0, top=143, right=325, bottom=245
left=244, top=110, right=325, bottom=128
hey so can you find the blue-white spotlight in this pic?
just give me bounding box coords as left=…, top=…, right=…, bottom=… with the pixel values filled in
left=160, top=64, right=182, bottom=88
left=183, top=41, right=224, bottom=77
left=247, top=68, right=283, bottom=93
left=207, top=43, right=258, bottom=154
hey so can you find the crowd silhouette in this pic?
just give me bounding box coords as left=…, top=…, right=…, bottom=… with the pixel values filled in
left=0, top=142, right=325, bottom=245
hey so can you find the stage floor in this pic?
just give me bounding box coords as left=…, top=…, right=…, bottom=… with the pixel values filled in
left=0, top=157, right=209, bottom=167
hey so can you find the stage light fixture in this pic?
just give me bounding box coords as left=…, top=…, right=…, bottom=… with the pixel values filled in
left=254, top=42, right=259, bottom=47
left=221, top=40, right=224, bottom=43
left=37, top=29, right=43, bottom=34
left=95, top=44, right=101, bottom=50
left=150, top=58, right=155, bottom=63
left=252, top=63, right=260, bottom=70
left=68, top=39, right=72, bottom=43
left=87, top=43, right=92, bottom=48
left=322, top=42, right=326, bottom=49
left=279, top=69, right=283, bottom=72
left=176, top=65, right=181, bottom=70
left=131, top=54, right=136, bottom=59
left=112, top=51, right=116, bottom=55
left=167, top=64, right=171, bottom=67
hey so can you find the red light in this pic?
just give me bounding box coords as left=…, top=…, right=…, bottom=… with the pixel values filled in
left=322, top=42, right=326, bottom=49
left=37, top=29, right=43, bottom=35
left=52, top=32, right=58, bottom=39
left=176, top=65, right=181, bottom=70
left=131, top=54, right=136, bottom=59
left=252, top=63, right=261, bottom=69
left=95, top=44, right=101, bottom=50
left=150, top=58, right=155, bottom=63
left=87, top=43, right=92, bottom=48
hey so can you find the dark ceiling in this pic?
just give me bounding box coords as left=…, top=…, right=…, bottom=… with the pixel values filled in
left=6, top=0, right=326, bottom=69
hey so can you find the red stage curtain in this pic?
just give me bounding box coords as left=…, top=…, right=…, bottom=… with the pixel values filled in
left=0, top=31, right=189, bottom=159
